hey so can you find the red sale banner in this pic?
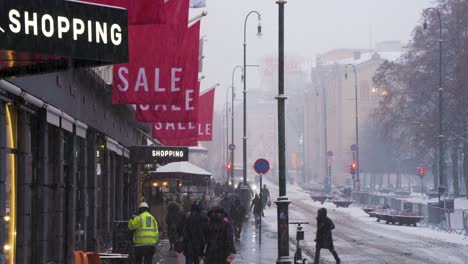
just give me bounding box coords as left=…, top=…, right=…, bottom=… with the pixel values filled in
left=151, top=85, right=216, bottom=145
left=158, top=137, right=198, bottom=147
left=81, top=0, right=166, bottom=24
left=197, top=87, right=216, bottom=141
left=132, top=21, right=201, bottom=121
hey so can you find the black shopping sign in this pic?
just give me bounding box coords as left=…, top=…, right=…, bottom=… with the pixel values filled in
left=0, top=0, right=128, bottom=63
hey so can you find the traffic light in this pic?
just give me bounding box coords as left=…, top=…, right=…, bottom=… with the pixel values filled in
left=418, top=166, right=425, bottom=178
left=226, top=162, right=233, bottom=171
left=349, top=162, right=357, bottom=175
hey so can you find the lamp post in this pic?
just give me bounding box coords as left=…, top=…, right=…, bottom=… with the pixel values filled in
left=345, top=64, right=360, bottom=191
left=275, top=1, right=290, bottom=263
left=423, top=7, right=445, bottom=201
left=231, top=66, right=243, bottom=185
left=225, top=87, right=232, bottom=180
left=242, top=10, right=262, bottom=212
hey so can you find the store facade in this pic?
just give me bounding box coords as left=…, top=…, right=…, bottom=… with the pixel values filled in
left=0, top=0, right=143, bottom=263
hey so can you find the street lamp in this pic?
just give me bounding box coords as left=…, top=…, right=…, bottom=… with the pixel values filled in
left=345, top=64, right=360, bottom=191
left=275, top=1, right=291, bottom=263
left=242, top=10, right=262, bottom=211
left=225, top=86, right=232, bottom=180
left=231, top=65, right=243, bottom=185
left=423, top=7, right=445, bottom=201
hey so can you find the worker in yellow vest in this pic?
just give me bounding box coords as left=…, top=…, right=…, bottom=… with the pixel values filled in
left=128, top=202, right=159, bottom=264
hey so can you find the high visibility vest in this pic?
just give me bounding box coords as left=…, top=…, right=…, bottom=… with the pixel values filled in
left=128, top=211, right=159, bottom=246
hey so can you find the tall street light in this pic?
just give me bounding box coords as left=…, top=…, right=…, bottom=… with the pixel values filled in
left=275, top=1, right=290, bottom=263
left=423, top=7, right=445, bottom=201
left=345, top=64, right=360, bottom=191
left=242, top=10, right=262, bottom=211
left=225, top=86, right=232, bottom=180
left=231, top=65, right=243, bottom=185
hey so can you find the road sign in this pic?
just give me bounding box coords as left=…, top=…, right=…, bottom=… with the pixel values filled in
left=254, top=158, right=270, bottom=174
left=327, top=150, right=334, bottom=157
left=350, top=144, right=357, bottom=151
left=228, top=144, right=236, bottom=151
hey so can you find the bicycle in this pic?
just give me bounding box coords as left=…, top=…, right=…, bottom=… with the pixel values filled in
left=289, top=221, right=310, bottom=264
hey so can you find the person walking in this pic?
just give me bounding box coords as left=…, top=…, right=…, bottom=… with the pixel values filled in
left=166, top=202, right=182, bottom=253
left=314, top=208, right=340, bottom=264
left=260, top=184, right=271, bottom=211
left=128, top=202, right=159, bottom=264
left=250, top=193, right=262, bottom=225
left=231, top=195, right=245, bottom=241
left=204, top=206, right=237, bottom=264
left=182, top=203, right=208, bottom=264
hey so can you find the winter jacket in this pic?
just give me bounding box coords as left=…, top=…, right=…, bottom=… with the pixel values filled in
left=182, top=211, right=208, bottom=257
left=204, top=217, right=236, bottom=264
left=315, top=216, right=335, bottom=249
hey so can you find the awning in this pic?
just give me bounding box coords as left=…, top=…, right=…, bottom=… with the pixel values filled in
left=149, top=161, right=211, bottom=185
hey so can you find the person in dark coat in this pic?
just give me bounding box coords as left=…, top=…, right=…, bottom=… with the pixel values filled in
left=203, top=206, right=237, bottom=264
left=183, top=203, right=208, bottom=264
left=231, top=195, right=245, bottom=240
left=314, top=208, right=340, bottom=264
left=165, top=202, right=182, bottom=252
left=250, top=193, right=262, bottom=225
left=260, top=184, right=271, bottom=210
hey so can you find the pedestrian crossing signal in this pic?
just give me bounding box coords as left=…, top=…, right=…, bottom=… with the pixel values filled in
left=226, top=162, right=233, bottom=171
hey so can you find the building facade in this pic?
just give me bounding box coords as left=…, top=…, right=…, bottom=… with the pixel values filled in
left=0, top=68, right=149, bottom=263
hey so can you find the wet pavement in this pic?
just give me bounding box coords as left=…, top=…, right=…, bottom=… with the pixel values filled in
left=157, top=217, right=289, bottom=264
left=234, top=217, right=279, bottom=263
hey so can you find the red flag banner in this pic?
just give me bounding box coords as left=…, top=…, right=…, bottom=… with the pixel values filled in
left=158, top=137, right=198, bottom=146
left=152, top=121, right=198, bottom=139
left=80, top=0, right=166, bottom=24
left=197, top=86, right=216, bottom=141
left=151, top=85, right=216, bottom=145
left=165, top=0, right=190, bottom=26
left=132, top=21, right=201, bottom=121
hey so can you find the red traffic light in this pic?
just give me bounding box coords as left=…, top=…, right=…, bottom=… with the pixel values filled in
left=226, top=162, right=233, bottom=171
left=418, top=166, right=425, bottom=177
left=349, top=162, right=357, bottom=175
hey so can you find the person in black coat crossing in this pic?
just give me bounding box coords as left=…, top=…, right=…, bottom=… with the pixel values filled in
left=314, top=208, right=340, bottom=264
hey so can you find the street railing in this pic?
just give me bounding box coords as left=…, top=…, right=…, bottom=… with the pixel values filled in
left=352, top=192, right=468, bottom=235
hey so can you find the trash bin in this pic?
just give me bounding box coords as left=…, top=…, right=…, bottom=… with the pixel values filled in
left=443, top=199, right=454, bottom=211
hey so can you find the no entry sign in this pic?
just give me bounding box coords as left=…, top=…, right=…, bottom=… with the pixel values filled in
left=254, top=158, right=270, bottom=174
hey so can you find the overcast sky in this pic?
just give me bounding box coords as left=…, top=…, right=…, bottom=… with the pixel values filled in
left=190, top=0, right=434, bottom=109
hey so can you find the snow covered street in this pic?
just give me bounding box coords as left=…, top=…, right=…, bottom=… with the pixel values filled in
left=258, top=179, right=468, bottom=264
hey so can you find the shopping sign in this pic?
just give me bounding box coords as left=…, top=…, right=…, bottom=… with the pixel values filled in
left=0, top=0, right=128, bottom=63
left=254, top=158, right=270, bottom=174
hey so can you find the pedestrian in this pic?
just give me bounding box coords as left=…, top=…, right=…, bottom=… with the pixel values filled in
left=314, top=208, right=340, bottom=264
left=183, top=193, right=193, bottom=212
left=250, top=193, right=262, bottom=225
left=260, top=184, right=271, bottom=211
left=231, top=195, right=245, bottom=241
left=220, top=194, right=233, bottom=219
left=204, top=206, right=237, bottom=264
left=128, top=202, right=159, bottom=264
left=166, top=202, right=182, bottom=253
left=182, top=203, right=208, bottom=264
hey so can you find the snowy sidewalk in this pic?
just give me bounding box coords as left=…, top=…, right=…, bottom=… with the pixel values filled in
left=234, top=216, right=281, bottom=263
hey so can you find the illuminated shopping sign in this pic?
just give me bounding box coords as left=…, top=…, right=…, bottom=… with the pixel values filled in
left=130, top=146, right=189, bottom=164
left=0, top=0, right=128, bottom=63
